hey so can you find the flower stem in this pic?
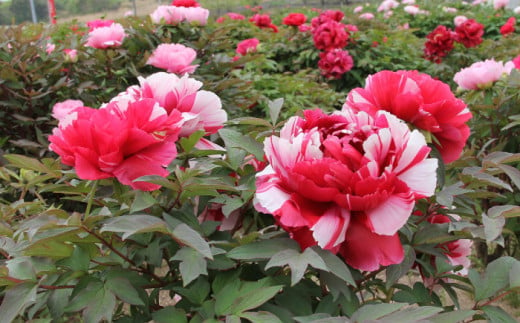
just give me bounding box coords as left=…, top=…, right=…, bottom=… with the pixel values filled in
left=84, top=180, right=98, bottom=220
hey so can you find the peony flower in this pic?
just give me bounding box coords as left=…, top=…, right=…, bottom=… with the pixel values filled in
left=282, top=12, right=307, bottom=26
left=216, top=12, right=245, bottom=23
left=311, top=10, right=344, bottom=28
left=402, top=0, right=415, bottom=4
left=109, top=72, right=226, bottom=137
left=64, top=49, right=78, bottom=63
left=359, top=13, right=375, bottom=20
left=249, top=14, right=278, bottom=32
left=500, top=17, right=515, bottom=36
left=236, top=38, right=260, bottom=56
left=171, top=0, right=200, bottom=7
left=312, top=20, right=349, bottom=51
left=146, top=43, right=198, bottom=74
left=254, top=108, right=437, bottom=271
left=512, top=54, right=520, bottom=69
left=377, top=0, right=399, bottom=12
left=424, top=25, right=456, bottom=63
left=515, top=6, right=520, bottom=14
left=150, top=5, right=185, bottom=24
left=344, top=70, right=472, bottom=164
left=404, top=5, right=420, bottom=15
left=52, top=99, right=84, bottom=122
left=454, top=15, right=468, bottom=27
left=49, top=99, right=183, bottom=191
left=493, top=0, right=509, bottom=9
left=299, top=24, right=312, bottom=32
left=318, top=49, right=354, bottom=79
left=182, top=7, right=209, bottom=25
left=85, top=22, right=126, bottom=49
left=442, top=6, right=457, bottom=13
left=86, top=19, right=114, bottom=32
left=455, top=19, right=484, bottom=48
left=353, top=6, right=363, bottom=13
left=454, top=59, right=515, bottom=90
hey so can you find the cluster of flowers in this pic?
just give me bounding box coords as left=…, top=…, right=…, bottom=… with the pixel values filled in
left=49, top=72, right=226, bottom=191
left=311, top=10, right=355, bottom=79
left=254, top=70, right=472, bottom=272
left=150, top=0, right=209, bottom=25
left=424, top=18, right=484, bottom=63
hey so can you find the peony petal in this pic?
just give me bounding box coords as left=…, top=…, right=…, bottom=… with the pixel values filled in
left=311, top=206, right=350, bottom=249
left=397, top=158, right=438, bottom=198
left=366, top=192, right=415, bottom=235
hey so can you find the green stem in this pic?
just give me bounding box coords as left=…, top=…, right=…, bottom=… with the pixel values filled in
left=84, top=180, right=98, bottom=220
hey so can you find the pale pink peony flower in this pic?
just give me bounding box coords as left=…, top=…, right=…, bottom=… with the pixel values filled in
left=146, top=43, right=198, bottom=74
left=109, top=72, right=226, bottom=137
left=454, top=59, right=515, bottom=90
left=384, top=10, right=394, bottom=18
left=52, top=99, right=84, bottom=122
left=254, top=108, right=437, bottom=271
left=359, top=13, right=375, bottom=20
left=402, top=0, right=415, bottom=3
left=353, top=6, right=363, bottom=13
left=85, top=22, right=126, bottom=49
left=493, top=0, right=509, bottom=9
left=515, top=6, right=520, bottom=14
left=46, top=43, right=55, bottom=54
left=454, top=15, right=468, bottom=27
left=378, top=0, right=399, bottom=12
left=64, top=49, right=78, bottom=63
left=443, top=6, right=458, bottom=13
left=183, top=7, right=209, bottom=25
left=150, top=5, right=185, bottom=24
left=404, top=5, right=420, bottom=15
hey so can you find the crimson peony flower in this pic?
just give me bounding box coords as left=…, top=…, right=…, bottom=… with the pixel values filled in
left=109, top=72, right=226, bottom=137
left=424, top=25, right=455, bottom=63
left=249, top=14, right=278, bottom=32
left=454, top=59, right=515, bottom=90
left=236, top=38, right=260, bottom=56
left=254, top=108, right=437, bottom=271
left=312, top=20, right=349, bottom=51
left=311, top=10, right=344, bottom=29
left=318, top=49, right=354, bottom=79
left=85, top=21, right=126, bottom=49
left=49, top=99, right=183, bottom=191
left=512, top=54, right=520, bottom=69
left=146, top=43, right=198, bottom=74
left=171, top=0, right=199, bottom=7
left=282, top=12, right=307, bottom=26
left=344, top=70, right=472, bottom=164
left=455, top=19, right=484, bottom=48
left=86, top=19, right=114, bottom=32
left=500, top=17, right=515, bottom=36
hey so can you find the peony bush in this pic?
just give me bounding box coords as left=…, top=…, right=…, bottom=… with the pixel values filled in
left=0, top=0, right=519, bottom=322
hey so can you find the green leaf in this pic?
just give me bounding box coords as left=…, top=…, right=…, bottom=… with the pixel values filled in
left=170, top=223, right=213, bottom=259
left=427, top=310, right=476, bottom=323
left=227, top=238, right=300, bottom=261
left=509, top=260, right=520, bottom=288
left=179, top=130, right=206, bottom=153
left=386, top=245, right=416, bottom=288
left=82, top=286, right=116, bottom=323
left=482, top=305, right=518, bottom=323
left=435, top=182, right=473, bottom=208
left=100, top=214, right=168, bottom=240
left=219, top=128, right=264, bottom=160
left=228, top=285, right=282, bottom=315
left=0, top=282, right=38, bottom=323
left=488, top=205, right=520, bottom=218
left=130, top=191, right=157, bottom=213
left=313, top=247, right=355, bottom=285
left=105, top=276, right=144, bottom=306
left=152, top=307, right=188, bottom=323
left=350, top=303, right=407, bottom=322
left=240, top=311, right=283, bottom=323
left=4, top=154, right=57, bottom=175
left=171, top=247, right=208, bottom=286
left=173, top=277, right=210, bottom=305
left=470, top=256, right=519, bottom=301
left=482, top=213, right=505, bottom=242
left=378, top=306, right=443, bottom=322
left=497, top=164, right=520, bottom=191
left=268, top=98, right=284, bottom=125
left=265, top=248, right=328, bottom=286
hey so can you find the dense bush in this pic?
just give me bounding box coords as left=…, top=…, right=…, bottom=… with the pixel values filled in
left=0, top=1, right=519, bottom=322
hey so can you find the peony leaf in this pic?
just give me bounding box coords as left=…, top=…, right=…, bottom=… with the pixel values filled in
left=130, top=191, right=157, bottom=213
left=219, top=128, right=264, bottom=160
left=171, top=246, right=208, bottom=286
left=482, top=213, right=505, bottom=243
left=240, top=311, right=283, bottom=323
left=469, top=256, right=519, bottom=301
left=268, top=98, right=284, bottom=125
left=350, top=303, right=407, bottom=322
left=265, top=248, right=327, bottom=286
left=482, top=306, right=517, bottom=323
left=385, top=245, right=416, bottom=288
left=313, top=247, right=355, bottom=286
left=170, top=223, right=213, bottom=260
left=100, top=214, right=168, bottom=240
left=0, top=282, right=38, bottom=323
left=227, top=238, right=300, bottom=261
left=105, top=276, right=144, bottom=306
left=152, top=307, right=188, bottom=323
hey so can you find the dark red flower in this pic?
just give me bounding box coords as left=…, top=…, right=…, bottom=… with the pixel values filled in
left=500, top=17, right=516, bottom=37
left=455, top=19, right=484, bottom=48
left=249, top=14, right=278, bottom=32
left=282, top=12, right=307, bottom=26
left=424, top=25, right=455, bottom=63
left=312, top=20, right=349, bottom=51
left=311, top=10, right=344, bottom=28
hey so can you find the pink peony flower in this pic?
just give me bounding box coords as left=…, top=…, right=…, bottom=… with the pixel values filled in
left=454, top=59, right=515, bottom=90
left=146, top=43, right=198, bottom=74
left=515, top=6, right=520, bottom=14
left=442, top=6, right=457, bottom=13
left=299, top=24, right=312, bottom=32
left=377, top=0, right=399, bottom=12
left=85, top=22, right=126, bottom=49
left=171, top=0, right=200, bottom=7
left=254, top=108, right=437, bottom=271
left=52, top=99, right=84, bottom=122
left=216, top=12, right=245, bottom=23
left=183, top=7, right=209, bottom=25
left=236, top=38, right=260, bottom=56
left=359, top=13, right=375, bottom=20
left=454, top=15, right=468, bottom=27
left=344, top=70, right=472, bottom=164
left=312, top=20, right=349, bottom=51
left=455, top=19, right=484, bottom=48
left=86, top=19, right=114, bottom=32
left=318, top=49, right=354, bottom=79
left=64, top=49, right=78, bottom=63
left=353, top=6, right=363, bottom=13
left=282, top=12, right=307, bottom=26
left=151, top=5, right=184, bottom=24
left=494, top=0, right=509, bottom=9
left=109, top=72, right=227, bottom=137
left=512, top=55, right=520, bottom=69
left=402, top=0, right=415, bottom=3
left=49, top=99, right=183, bottom=191
left=404, top=5, right=420, bottom=15
left=46, top=43, right=56, bottom=54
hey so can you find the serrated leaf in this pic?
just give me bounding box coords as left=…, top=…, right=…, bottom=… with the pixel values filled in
left=482, top=305, right=518, bottom=323
left=350, top=303, right=407, bottom=322
left=227, top=238, right=300, bottom=261
left=265, top=247, right=328, bottom=286
left=171, top=247, right=208, bottom=286
left=100, top=214, right=168, bottom=240
left=105, top=276, right=144, bottom=306
left=152, top=307, right=188, bottom=323
left=268, top=98, right=284, bottom=125
left=170, top=223, right=213, bottom=259
left=0, top=282, right=38, bottom=323
left=313, top=247, right=355, bottom=285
